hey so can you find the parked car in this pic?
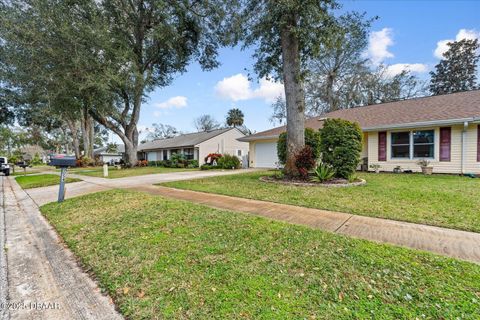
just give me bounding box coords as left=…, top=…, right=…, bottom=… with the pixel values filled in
left=0, top=156, right=10, bottom=176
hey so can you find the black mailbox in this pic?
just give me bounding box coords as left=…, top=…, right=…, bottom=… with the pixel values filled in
left=49, top=155, right=77, bottom=167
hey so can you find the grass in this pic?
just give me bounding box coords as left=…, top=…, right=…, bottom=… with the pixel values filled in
left=15, top=174, right=81, bottom=189
left=69, top=166, right=198, bottom=179
left=163, top=171, right=480, bottom=233
left=40, top=189, right=480, bottom=319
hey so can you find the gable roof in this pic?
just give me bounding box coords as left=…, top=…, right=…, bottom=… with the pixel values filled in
left=240, top=90, right=480, bottom=141
left=139, top=127, right=239, bottom=151
left=93, top=144, right=125, bottom=155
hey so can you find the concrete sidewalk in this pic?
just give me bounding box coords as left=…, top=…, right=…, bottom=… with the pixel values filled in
left=1, top=176, right=122, bottom=320
left=138, top=185, right=480, bottom=264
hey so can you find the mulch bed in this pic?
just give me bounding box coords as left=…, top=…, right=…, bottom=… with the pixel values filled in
left=260, top=176, right=366, bottom=188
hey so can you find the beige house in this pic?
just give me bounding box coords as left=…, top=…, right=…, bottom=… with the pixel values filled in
left=138, top=127, right=249, bottom=166
left=239, top=90, right=480, bottom=174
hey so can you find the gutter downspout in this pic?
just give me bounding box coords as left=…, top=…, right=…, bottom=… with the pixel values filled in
left=461, top=121, right=469, bottom=175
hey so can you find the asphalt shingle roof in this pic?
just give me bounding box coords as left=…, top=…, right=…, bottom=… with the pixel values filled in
left=138, top=128, right=234, bottom=151
left=241, top=90, right=480, bottom=141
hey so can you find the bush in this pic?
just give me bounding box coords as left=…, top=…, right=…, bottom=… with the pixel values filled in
left=31, top=152, right=43, bottom=166
left=78, top=156, right=94, bottom=167
left=311, top=163, right=335, bottom=183
left=277, top=128, right=321, bottom=165
left=204, top=153, right=223, bottom=165
left=294, top=146, right=316, bottom=180
left=319, top=118, right=362, bottom=179
left=137, top=160, right=148, bottom=167
left=200, top=164, right=215, bottom=170
left=187, top=160, right=199, bottom=168
left=217, top=154, right=240, bottom=169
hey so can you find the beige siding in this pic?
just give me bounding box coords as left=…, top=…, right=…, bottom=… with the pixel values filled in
left=367, top=125, right=479, bottom=174
left=197, top=128, right=249, bottom=165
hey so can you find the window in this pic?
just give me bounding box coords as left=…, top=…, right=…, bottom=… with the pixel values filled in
left=390, top=130, right=435, bottom=159
left=162, top=150, right=168, bottom=161
left=391, top=132, right=410, bottom=158
left=183, top=148, right=194, bottom=160
left=413, top=130, right=434, bottom=158
left=237, top=149, right=242, bottom=157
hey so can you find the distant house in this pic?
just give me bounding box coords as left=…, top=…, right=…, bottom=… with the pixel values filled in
left=239, top=90, right=480, bottom=174
left=138, top=127, right=249, bottom=166
left=93, top=144, right=125, bottom=164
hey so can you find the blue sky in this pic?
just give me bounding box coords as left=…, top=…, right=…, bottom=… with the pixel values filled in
left=117, top=0, right=480, bottom=143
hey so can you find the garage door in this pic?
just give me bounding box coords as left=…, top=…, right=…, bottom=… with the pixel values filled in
left=254, top=142, right=279, bottom=168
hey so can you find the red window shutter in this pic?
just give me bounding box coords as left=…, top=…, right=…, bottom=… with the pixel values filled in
left=440, top=127, right=451, bottom=162
left=378, top=131, right=387, bottom=161
left=477, top=125, right=480, bottom=162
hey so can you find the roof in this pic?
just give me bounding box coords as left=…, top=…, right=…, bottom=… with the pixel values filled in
left=93, top=144, right=125, bottom=155
left=240, top=90, right=480, bottom=141
left=139, top=127, right=239, bottom=151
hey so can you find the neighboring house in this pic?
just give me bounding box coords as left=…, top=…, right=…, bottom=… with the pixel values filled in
left=138, top=127, right=249, bottom=166
left=19, top=145, right=48, bottom=163
left=93, top=144, right=125, bottom=164
left=239, top=90, right=480, bottom=174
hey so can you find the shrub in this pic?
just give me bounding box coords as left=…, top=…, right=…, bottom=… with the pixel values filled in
left=311, top=163, right=335, bottom=183
left=320, top=118, right=362, bottom=179
left=200, top=164, right=214, bottom=170
left=137, top=160, right=148, bottom=167
left=79, top=156, right=94, bottom=167
left=294, top=146, right=316, bottom=179
left=217, top=154, right=240, bottom=169
left=277, top=128, right=321, bottom=165
left=187, top=160, right=199, bottom=168
left=204, top=153, right=223, bottom=165
left=148, top=161, right=156, bottom=167
left=31, top=152, right=43, bottom=166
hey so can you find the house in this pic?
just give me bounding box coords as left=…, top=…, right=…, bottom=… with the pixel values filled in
left=138, top=127, right=249, bottom=166
left=93, top=144, right=125, bottom=164
left=239, top=90, right=480, bottom=174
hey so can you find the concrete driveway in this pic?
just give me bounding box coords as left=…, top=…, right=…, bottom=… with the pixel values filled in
left=27, top=169, right=258, bottom=206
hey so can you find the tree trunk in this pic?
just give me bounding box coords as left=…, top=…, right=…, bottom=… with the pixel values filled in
left=80, top=108, right=94, bottom=159
left=280, top=15, right=305, bottom=177
left=66, top=120, right=81, bottom=159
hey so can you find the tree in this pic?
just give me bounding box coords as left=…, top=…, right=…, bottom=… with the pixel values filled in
left=229, top=0, right=338, bottom=177
left=194, top=115, right=221, bottom=132
left=146, top=123, right=180, bottom=141
left=430, top=39, right=479, bottom=95
left=226, top=108, right=245, bottom=127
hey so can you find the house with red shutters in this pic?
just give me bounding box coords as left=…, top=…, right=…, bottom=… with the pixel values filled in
left=239, top=90, right=480, bottom=174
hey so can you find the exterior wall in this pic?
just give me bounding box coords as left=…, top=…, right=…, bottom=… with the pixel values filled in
left=248, top=139, right=278, bottom=168
left=198, top=129, right=249, bottom=165
left=367, top=124, right=479, bottom=174
left=100, top=155, right=123, bottom=163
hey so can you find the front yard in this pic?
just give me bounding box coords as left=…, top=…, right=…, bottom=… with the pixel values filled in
left=68, top=166, right=198, bottom=179
left=41, top=190, right=480, bottom=319
left=15, top=174, right=81, bottom=189
left=163, top=171, right=480, bottom=233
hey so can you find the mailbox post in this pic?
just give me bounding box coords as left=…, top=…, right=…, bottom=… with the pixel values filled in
left=49, top=155, right=77, bottom=203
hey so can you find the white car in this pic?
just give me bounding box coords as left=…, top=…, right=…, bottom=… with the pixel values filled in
left=0, top=157, right=10, bottom=176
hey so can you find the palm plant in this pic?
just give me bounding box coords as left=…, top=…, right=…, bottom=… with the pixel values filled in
left=226, top=108, right=244, bottom=127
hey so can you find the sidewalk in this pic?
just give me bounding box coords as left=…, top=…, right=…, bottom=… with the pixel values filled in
left=1, top=175, right=122, bottom=320
left=137, top=185, right=480, bottom=264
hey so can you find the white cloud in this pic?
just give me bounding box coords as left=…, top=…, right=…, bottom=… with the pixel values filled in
left=214, top=73, right=284, bottom=103
left=154, top=96, right=188, bottom=109
left=385, top=63, right=429, bottom=77
left=367, top=28, right=394, bottom=65
left=434, top=28, right=480, bottom=59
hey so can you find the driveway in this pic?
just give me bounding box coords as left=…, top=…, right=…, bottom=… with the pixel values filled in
left=28, top=169, right=258, bottom=206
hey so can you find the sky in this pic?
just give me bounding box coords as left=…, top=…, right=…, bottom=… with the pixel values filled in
left=113, top=0, right=480, bottom=143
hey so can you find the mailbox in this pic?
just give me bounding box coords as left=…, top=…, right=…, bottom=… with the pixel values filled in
left=49, top=155, right=77, bottom=167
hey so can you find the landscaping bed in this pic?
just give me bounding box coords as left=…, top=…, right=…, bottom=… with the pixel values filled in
left=41, top=190, right=480, bottom=319
left=163, top=171, right=480, bottom=233
left=260, top=175, right=366, bottom=187
left=15, top=174, right=81, bottom=189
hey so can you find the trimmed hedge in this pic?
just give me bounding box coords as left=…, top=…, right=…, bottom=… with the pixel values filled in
left=277, top=128, right=321, bottom=165
left=319, top=118, right=362, bottom=179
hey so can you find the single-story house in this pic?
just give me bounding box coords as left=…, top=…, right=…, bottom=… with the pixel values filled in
left=239, top=90, right=480, bottom=174
left=93, top=144, right=125, bottom=164
left=138, top=127, right=249, bottom=166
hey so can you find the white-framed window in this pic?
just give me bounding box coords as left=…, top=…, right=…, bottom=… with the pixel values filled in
left=237, top=149, right=242, bottom=157
left=391, top=130, right=435, bottom=159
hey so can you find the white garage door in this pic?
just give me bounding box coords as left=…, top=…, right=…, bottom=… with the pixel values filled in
left=255, top=142, right=279, bottom=168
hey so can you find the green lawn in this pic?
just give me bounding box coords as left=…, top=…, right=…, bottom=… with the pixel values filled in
left=163, top=171, right=480, bottom=233
left=15, top=174, right=81, bottom=189
left=69, top=166, right=198, bottom=179
left=41, top=190, right=480, bottom=319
